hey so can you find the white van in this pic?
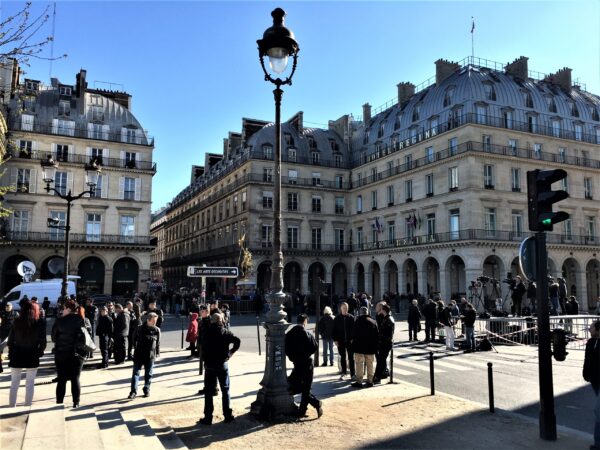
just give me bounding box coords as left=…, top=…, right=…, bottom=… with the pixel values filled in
left=2, top=278, right=78, bottom=312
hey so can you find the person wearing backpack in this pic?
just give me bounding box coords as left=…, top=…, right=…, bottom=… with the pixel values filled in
left=128, top=312, right=161, bottom=399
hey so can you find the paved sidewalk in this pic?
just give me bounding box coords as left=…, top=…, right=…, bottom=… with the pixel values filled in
left=0, top=348, right=593, bottom=449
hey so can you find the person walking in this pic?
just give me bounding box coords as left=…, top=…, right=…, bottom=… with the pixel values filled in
left=318, top=306, right=335, bottom=367
left=96, top=306, right=113, bottom=369
left=113, top=304, right=130, bottom=364
left=422, top=299, right=438, bottom=343
left=407, top=299, right=422, bottom=342
left=199, top=313, right=240, bottom=425
left=583, top=320, right=600, bottom=450
left=7, top=300, right=46, bottom=406
left=440, top=303, right=456, bottom=351
left=0, top=302, right=18, bottom=373
left=285, top=314, right=323, bottom=418
left=84, top=298, right=98, bottom=358
left=126, top=301, right=139, bottom=361
left=462, top=303, right=477, bottom=352
left=147, top=301, right=164, bottom=328
left=558, top=277, right=568, bottom=315
left=128, top=312, right=161, bottom=399
left=332, top=302, right=355, bottom=381
left=374, top=303, right=395, bottom=384
left=511, top=276, right=526, bottom=317
left=52, top=300, right=86, bottom=408
left=186, top=312, right=199, bottom=358
left=351, top=307, right=378, bottom=388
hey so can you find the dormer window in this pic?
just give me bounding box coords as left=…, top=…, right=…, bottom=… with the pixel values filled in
left=547, top=97, right=557, bottom=113
left=25, top=80, right=39, bottom=92
left=59, top=86, right=72, bottom=96
left=91, top=105, right=104, bottom=122
left=483, top=83, right=496, bottom=101
left=329, top=139, right=339, bottom=151
left=412, top=104, right=421, bottom=122
left=363, top=129, right=369, bottom=145
left=523, top=90, right=533, bottom=108
left=284, top=133, right=294, bottom=146
left=262, top=145, right=273, bottom=159
left=311, top=151, right=320, bottom=165
left=443, top=88, right=454, bottom=107
left=394, top=113, right=402, bottom=130
left=592, top=107, right=600, bottom=122
left=378, top=122, right=385, bottom=138
left=288, top=147, right=296, bottom=162
left=22, top=96, right=35, bottom=112
left=307, top=136, right=316, bottom=149
left=334, top=154, right=342, bottom=168
left=58, top=100, right=70, bottom=116
left=571, top=102, right=580, bottom=118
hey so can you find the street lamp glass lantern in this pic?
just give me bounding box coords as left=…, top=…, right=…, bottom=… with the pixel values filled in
left=267, top=47, right=289, bottom=74
left=257, top=8, right=299, bottom=77
left=40, top=156, right=57, bottom=183
left=85, top=160, right=101, bottom=188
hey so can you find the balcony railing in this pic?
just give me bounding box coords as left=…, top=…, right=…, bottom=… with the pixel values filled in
left=5, top=231, right=156, bottom=246
left=9, top=119, right=154, bottom=147
left=8, top=149, right=157, bottom=172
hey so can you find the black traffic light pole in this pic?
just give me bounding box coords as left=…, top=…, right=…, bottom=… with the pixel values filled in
left=535, top=231, right=556, bottom=441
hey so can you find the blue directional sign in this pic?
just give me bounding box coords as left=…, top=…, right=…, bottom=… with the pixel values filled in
left=187, top=266, right=239, bottom=278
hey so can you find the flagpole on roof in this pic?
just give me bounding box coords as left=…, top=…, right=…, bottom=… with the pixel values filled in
left=471, top=16, right=475, bottom=62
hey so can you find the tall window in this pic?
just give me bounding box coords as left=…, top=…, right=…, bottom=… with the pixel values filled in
left=357, top=227, right=363, bottom=248
left=334, top=154, right=342, bottom=168
left=16, top=168, right=31, bottom=193
left=287, top=192, right=298, bottom=211
left=371, top=190, right=377, bottom=209
left=288, top=148, right=296, bottom=162
left=120, top=216, right=135, bottom=242
left=335, top=175, right=344, bottom=189
left=584, top=177, right=593, bottom=199
left=263, top=167, right=273, bottom=182
left=125, top=152, right=137, bottom=168
left=587, top=216, right=596, bottom=242
left=11, top=210, right=29, bottom=238
left=263, top=145, right=273, bottom=159
left=288, top=169, right=297, bottom=184
left=508, top=139, right=517, bottom=156
left=405, top=217, right=414, bottom=239
left=528, top=115, right=538, bottom=133
left=426, top=174, right=434, bottom=196
left=561, top=176, right=568, bottom=193
left=56, top=144, right=69, bottom=162
left=405, top=154, right=413, bottom=168
left=511, top=168, right=521, bottom=192
left=387, top=185, right=394, bottom=205
left=575, top=123, right=583, bottom=141
left=262, top=191, right=273, bottom=209
left=426, top=146, right=434, bottom=163
left=426, top=214, right=436, bottom=237
left=484, top=165, right=494, bottom=188
left=485, top=208, right=496, bottom=235
left=91, top=174, right=103, bottom=198
left=335, top=197, right=344, bottom=214
left=552, top=120, right=561, bottom=138
left=388, top=221, right=395, bottom=242
left=311, top=228, right=322, bottom=250
left=58, top=100, right=70, bottom=116
left=91, top=105, right=104, bottom=122
left=504, top=110, right=513, bottom=129
left=449, top=166, right=458, bottom=191
left=512, top=210, right=523, bottom=237
left=405, top=180, right=413, bottom=201
left=21, top=114, right=34, bottom=131
left=312, top=172, right=321, bottom=186
left=311, top=152, right=320, bottom=165
left=261, top=225, right=272, bottom=247
left=287, top=226, right=298, bottom=249
left=483, top=135, right=492, bottom=152
left=55, top=171, right=68, bottom=196
left=335, top=229, right=345, bottom=250
left=19, top=140, right=32, bottom=158
left=534, top=143, right=542, bottom=159
left=124, top=177, right=136, bottom=200
left=91, top=147, right=104, bottom=164
left=356, top=195, right=362, bottom=213
left=49, top=211, right=66, bottom=240
left=558, top=147, right=566, bottom=163
left=312, top=195, right=322, bottom=213
left=476, top=105, right=487, bottom=124
left=86, top=213, right=102, bottom=242
left=563, top=218, right=573, bottom=241
left=449, top=209, right=460, bottom=240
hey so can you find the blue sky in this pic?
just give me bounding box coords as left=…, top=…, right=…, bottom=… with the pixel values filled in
left=3, top=1, right=599, bottom=211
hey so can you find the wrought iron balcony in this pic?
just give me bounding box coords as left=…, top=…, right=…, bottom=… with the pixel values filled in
left=4, top=230, right=156, bottom=246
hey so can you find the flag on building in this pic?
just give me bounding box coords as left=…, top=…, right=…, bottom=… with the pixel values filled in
left=471, top=17, right=475, bottom=33
left=375, top=217, right=383, bottom=234
left=417, top=211, right=422, bottom=229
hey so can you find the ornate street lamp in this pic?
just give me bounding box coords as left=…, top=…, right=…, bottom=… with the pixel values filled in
left=250, top=7, right=300, bottom=420
left=41, top=155, right=101, bottom=301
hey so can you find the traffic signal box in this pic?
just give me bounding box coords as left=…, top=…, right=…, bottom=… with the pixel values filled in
left=527, top=169, right=570, bottom=232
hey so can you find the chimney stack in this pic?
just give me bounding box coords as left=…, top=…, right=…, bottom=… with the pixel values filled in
left=435, top=59, right=460, bottom=85
left=505, top=56, right=529, bottom=80
left=397, top=82, right=415, bottom=106
left=362, top=103, right=372, bottom=124
left=544, top=67, right=572, bottom=92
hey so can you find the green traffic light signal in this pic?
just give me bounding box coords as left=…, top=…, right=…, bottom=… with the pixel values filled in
left=542, top=218, right=552, bottom=226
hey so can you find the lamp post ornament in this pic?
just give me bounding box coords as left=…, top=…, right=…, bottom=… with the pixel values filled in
left=250, top=7, right=300, bottom=420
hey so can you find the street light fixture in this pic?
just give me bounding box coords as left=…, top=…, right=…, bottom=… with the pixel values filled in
left=40, top=155, right=101, bottom=302
left=251, top=7, right=300, bottom=420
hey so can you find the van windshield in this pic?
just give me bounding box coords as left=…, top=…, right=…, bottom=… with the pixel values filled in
left=4, top=291, right=20, bottom=302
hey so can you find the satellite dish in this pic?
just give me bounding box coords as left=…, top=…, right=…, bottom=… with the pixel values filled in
left=48, top=257, right=65, bottom=275
left=17, top=260, right=36, bottom=277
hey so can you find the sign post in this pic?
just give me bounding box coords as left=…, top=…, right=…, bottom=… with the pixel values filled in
left=187, top=266, right=239, bottom=278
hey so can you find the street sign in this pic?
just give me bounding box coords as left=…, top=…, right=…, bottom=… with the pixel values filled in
left=187, top=266, right=239, bottom=278
left=519, top=236, right=537, bottom=282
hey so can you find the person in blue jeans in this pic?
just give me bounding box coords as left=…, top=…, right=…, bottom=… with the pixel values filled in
left=462, top=303, right=477, bottom=352
left=318, top=307, right=335, bottom=366
left=199, top=313, right=241, bottom=425
left=584, top=320, right=600, bottom=450
left=128, top=312, right=161, bottom=399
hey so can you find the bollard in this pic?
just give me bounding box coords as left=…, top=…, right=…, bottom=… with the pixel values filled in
left=487, top=362, right=495, bottom=413
left=256, top=316, right=262, bottom=356
left=180, top=318, right=184, bottom=349
left=388, top=345, right=394, bottom=384
left=429, top=351, right=435, bottom=395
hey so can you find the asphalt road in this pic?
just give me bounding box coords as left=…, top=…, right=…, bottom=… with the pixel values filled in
left=42, top=313, right=594, bottom=436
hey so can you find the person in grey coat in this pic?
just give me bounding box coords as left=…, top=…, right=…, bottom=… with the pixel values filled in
left=113, top=304, right=130, bottom=364
left=318, top=306, right=335, bottom=366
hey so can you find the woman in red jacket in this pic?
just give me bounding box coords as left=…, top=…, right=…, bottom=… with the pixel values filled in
left=186, top=313, right=199, bottom=358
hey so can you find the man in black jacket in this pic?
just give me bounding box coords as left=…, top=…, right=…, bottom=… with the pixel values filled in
left=374, top=303, right=395, bottom=384
left=285, top=314, right=323, bottom=418
left=332, top=302, right=355, bottom=380
left=352, top=307, right=378, bottom=388
left=147, top=301, right=164, bottom=328
left=196, top=306, right=215, bottom=396
left=85, top=298, right=98, bottom=358
left=407, top=299, right=422, bottom=342
left=128, top=312, right=161, bottom=399
left=462, top=303, right=477, bottom=352
left=96, top=307, right=113, bottom=369
left=199, top=313, right=240, bottom=425
left=422, top=299, right=438, bottom=343
left=583, top=320, right=600, bottom=449
left=511, top=276, right=527, bottom=317
left=113, top=304, right=130, bottom=364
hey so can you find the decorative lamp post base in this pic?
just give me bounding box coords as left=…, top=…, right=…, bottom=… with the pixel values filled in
left=251, top=291, right=296, bottom=420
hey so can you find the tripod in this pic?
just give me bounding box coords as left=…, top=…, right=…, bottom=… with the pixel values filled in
left=469, top=283, right=485, bottom=312
left=484, top=282, right=502, bottom=312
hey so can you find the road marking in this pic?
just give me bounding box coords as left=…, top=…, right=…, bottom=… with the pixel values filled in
left=389, top=366, right=418, bottom=376
left=394, top=359, right=446, bottom=373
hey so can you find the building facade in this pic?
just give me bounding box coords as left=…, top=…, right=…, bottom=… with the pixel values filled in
left=0, top=61, right=156, bottom=297
left=154, top=56, right=600, bottom=311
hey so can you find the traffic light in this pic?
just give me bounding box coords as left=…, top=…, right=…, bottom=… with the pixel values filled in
left=527, top=169, right=570, bottom=232
left=551, top=328, right=568, bottom=361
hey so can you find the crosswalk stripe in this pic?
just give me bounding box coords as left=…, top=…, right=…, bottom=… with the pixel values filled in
left=394, top=359, right=446, bottom=373
left=389, top=366, right=419, bottom=376
left=428, top=359, right=471, bottom=371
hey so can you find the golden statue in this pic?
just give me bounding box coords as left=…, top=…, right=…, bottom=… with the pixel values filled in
left=238, top=233, right=253, bottom=279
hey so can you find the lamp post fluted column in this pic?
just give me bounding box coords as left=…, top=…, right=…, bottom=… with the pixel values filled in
left=250, top=7, right=299, bottom=420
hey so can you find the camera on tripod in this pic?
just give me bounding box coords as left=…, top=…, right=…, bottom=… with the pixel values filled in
left=502, top=272, right=517, bottom=289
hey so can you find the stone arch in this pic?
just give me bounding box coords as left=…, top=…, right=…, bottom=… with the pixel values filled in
left=1, top=254, right=30, bottom=294
left=510, top=256, right=521, bottom=277
left=482, top=255, right=505, bottom=310
left=283, top=261, right=302, bottom=293
left=112, top=257, right=139, bottom=298
left=331, top=262, right=347, bottom=297
left=369, top=261, right=381, bottom=300
left=547, top=257, right=558, bottom=278
left=256, top=261, right=272, bottom=294
left=586, top=259, right=600, bottom=310
left=403, top=258, right=418, bottom=295
left=423, top=257, right=440, bottom=298
left=78, top=256, right=106, bottom=296
left=561, top=257, right=581, bottom=297
left=355, top=262, right=365, bottom=293
left=308, top=262, right=326, bottom=294
left=384, top=260, right=398, bottom=295
left=445, top=255, right=466, bottom=300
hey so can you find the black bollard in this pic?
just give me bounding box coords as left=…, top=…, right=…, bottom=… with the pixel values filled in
left=388, top=345, right=394, bottom=384
left=488, top=362, right=495, bottom=413
left=429, top=351, right=435, bottom=395
left=256, top=315, right=262, bottom=356
left=180, top=318, right=184, bottom=349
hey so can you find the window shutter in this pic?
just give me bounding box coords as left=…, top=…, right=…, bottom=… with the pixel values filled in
left=29, top=169, right=37, bottom=194
left=87, top=122, right=94, bottom=138
left=86, top=147, right=91, bottom=158
left=135, top=129, right=142, bottom=144
left=51, top=118, right=58, bottom=134
left=67, top=171, right=73, bottom=193
left=102, top=124, right=109, bottom=140
left=51, top=143, right=57, bottom=159
left=134, top=178, right=141, bottom=201
left=101, top=174, right=109, bottom=199
left=118, top=177, right=125, bottom=200
left=10, top=168, right=17, bottom=187
left=104, top=148, right=109, bottom=160
left=121, top=127, right=127, bottom=143
left=68, top=120, right=75, bottom=137
left=68, top=145, right=74, bottom=160
left=120, top=150, right=125, bottom=168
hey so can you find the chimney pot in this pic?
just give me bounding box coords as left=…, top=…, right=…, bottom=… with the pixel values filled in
left=362, top=103, right=372, bottom=124
left=397, top=82, right=416, bottom=106
left=435, top=59, right=460, bottom=85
